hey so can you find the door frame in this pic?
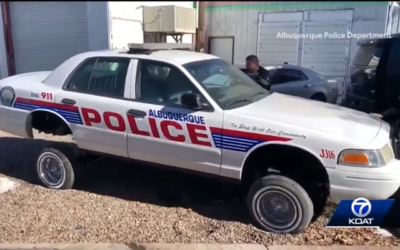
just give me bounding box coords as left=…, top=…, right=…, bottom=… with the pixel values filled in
left=207, top=36, right=235, bottom=64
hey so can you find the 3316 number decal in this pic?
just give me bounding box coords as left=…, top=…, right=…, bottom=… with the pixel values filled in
left=41, top=92, right=53, bottom=100
left=320, top=149, right=335, bottom=159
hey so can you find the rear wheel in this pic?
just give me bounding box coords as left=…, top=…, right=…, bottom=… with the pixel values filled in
left=247, top=175, right=313, bottom=234
left=36, top=143, right=83, bottom=189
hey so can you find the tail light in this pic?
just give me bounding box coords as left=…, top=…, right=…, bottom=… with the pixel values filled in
left=0, top=86, right=15, bottom=107
left=327, top=79, right=338, bottom=90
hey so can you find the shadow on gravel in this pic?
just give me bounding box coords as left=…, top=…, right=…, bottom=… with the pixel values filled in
left=0, top=137, right=250, bottom=225
left=383, top=192, right=400, bottom=239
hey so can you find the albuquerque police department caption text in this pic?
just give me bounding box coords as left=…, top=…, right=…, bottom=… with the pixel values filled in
left=277, top=32, right=390, bottom=40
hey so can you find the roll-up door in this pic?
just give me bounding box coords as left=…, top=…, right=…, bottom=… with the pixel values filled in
left=9, top=2, right=90, bottom=73
left=257, top=22, right=301, bottom=65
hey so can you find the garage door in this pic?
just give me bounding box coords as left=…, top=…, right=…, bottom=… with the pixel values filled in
left=9, top=2, right=90, bottom=74
left=257, top=22, right=301, bottom=65
left=300, top=21, right=351, bottom=95
left=209, top=37, right=234, bottom=64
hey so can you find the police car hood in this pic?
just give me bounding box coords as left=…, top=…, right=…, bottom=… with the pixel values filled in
left=233, top=93, right=382, bottom=143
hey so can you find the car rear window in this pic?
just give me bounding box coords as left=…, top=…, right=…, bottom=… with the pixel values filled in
left=353, top=44, right=383, bottom=66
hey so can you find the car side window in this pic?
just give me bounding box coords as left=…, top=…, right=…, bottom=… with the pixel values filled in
left=136, top=59, right=205, bottom=108
left=272, top=69, right=308, bottom=84
left=66, top=57, right=130, bottom=98
left=299, top=71, right=309, bottom=81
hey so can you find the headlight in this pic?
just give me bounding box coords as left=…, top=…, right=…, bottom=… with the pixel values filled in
left=338, top=144, right=394, bottom=167
left=0, top=86, right=15, bottom=107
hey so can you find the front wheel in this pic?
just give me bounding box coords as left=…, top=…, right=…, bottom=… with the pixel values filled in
left=247, top=175, right=313, bottom=234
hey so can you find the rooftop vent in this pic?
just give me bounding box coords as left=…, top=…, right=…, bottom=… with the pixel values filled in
left=127, top=43, right=192, bottom=54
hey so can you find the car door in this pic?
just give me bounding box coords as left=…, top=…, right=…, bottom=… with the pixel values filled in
left=270, top=68, right=309, bottom=97
left=55, top=57, right=135, bottom=157
left=126, top=59, right=223, bottom=175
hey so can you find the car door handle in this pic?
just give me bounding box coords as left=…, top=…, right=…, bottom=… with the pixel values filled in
left=127, top=109, right=147, bottom=118
left=61, top=98, right=76, bottom=106
left=304, top=84, right=311, bottom=88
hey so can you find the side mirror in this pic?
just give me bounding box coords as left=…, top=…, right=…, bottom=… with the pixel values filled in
left=181, top=93, right=203, bottom=110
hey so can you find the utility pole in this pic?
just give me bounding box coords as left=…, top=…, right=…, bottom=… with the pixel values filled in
left=195, top=1, right=205, bottom=52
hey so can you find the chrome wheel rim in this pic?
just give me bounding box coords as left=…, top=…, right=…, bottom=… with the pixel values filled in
left=255, top=186, right=300, bottom=231
left=37, top=152, right=66, bottom=188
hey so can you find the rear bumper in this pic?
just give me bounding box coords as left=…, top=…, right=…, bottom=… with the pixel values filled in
left=0, top=106, right=31, bottom=138
left=326, top=89, right=339, bottom=104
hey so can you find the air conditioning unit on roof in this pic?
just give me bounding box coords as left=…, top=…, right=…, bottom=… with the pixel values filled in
left=142, top=5, right=196, bottom=34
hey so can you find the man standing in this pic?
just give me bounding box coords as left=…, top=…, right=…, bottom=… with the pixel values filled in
left=245, top=55, right=269, bottom=78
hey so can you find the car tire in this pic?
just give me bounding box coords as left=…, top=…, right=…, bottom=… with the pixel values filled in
left=310, top=93, right=326, bottom=102
left=247, top=175, right=313, bottom=234
left=36, top=143, right=82, bottom=189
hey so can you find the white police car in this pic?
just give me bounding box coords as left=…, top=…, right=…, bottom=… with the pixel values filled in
left=0, top=43, right=399, bottom=234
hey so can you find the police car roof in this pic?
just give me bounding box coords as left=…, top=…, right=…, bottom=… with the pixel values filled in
left=76, top=43, right=219, bottom=65
left=127, top=43, right=193, bottom=51
left=136, top=50, right=218, bottom=64
left=71, top=49, right=216, bottom=65
left=41, top=46, right=218, bottom=86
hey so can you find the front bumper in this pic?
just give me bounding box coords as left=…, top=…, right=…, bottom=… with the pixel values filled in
left=0, top=105, right=31, bottom=138
left=328, top=159, right=400, bottom=201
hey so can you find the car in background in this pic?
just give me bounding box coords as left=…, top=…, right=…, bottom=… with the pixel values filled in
left=240, top=64, right=339, bottom=104
left=341, top=36, right=400, bottom=114
left=341, top=38, right=381, bottom=113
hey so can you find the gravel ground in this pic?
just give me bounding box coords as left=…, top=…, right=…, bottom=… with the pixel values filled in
left=0, top=131, right=399, bottom=245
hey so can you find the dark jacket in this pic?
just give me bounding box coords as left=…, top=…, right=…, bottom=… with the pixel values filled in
left=243, top=67, right=269, bottom=80
left=257, top=67, right=269, bottom=78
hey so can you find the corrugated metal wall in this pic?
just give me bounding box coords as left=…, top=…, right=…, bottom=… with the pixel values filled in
left=387, top=3, right=400, bottom=34
left=205, top=2, right=390, bottom=101
left=205, top=2, right=389, bottom=65
left=256, top=10, right=354, bottom=97
left=9, top=2, right=90, bottom=74
left=0, top=4, right=8, bottom=78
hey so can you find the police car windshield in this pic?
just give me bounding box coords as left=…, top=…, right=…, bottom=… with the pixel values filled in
left=183, top=59, right=269, bottom=109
